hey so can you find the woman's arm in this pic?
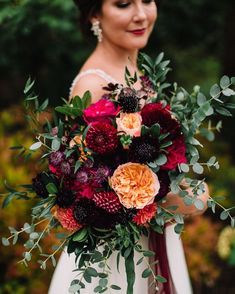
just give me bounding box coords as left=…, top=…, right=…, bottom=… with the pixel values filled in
left=161, top=182, right=210, bottom=216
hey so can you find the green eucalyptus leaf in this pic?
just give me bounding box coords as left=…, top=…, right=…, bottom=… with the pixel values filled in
left=194, top=199, right=205, bottom=210
left=142, top=268, right=152, bottom=278
left=180, top=163, right=189, bottom=173
left=174, top=224, right=184, bottom=234
left=197, top=93, right=207, bottom=106
left=2, top=237, right=10, bottom=246
left=110, top=285, right=121, bottom=290
left=220, top=75, right=230, bottom=89
left=68, top=284, right=81, bottom=293
left=155, top=154, right=167, bottom=166
left=210, top=84, right=220, bottom=98
left=222, top=88, right=235, bottom=96
left=192, top=163, right=204, bottom=174
left=220, top=210, right=229, bottom=220
left=216, top=106, right=232, bottom=116
left=99, top=278, right=108, bottom=288
left=156, top=275, right=167, bottom=283
left=86, top=267, right=98, bottom=277
left=29, top=141, right=42, bottom=151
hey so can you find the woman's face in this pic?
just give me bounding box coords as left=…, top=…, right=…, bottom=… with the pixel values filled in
left=95, top=0, right=157, bottom=50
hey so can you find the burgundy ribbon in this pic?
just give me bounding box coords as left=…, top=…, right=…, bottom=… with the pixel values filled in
left=149, top=229, right=177, bottom=294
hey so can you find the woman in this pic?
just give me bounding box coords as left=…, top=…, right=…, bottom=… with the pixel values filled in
left=49, top=1, right=209, bottom=293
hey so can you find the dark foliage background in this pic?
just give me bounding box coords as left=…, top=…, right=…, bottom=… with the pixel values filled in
left=0, top=0, right=235, bottom=293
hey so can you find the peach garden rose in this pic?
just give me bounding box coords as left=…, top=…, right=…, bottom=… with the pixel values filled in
left=116, top=112, right=142, bottom=137
left=110, top=162, right=160, bottom=209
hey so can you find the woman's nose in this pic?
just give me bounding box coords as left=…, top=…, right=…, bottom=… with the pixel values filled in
left=133, top=5, right=147, bottom=22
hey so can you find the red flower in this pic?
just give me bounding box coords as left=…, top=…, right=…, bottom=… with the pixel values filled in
left=133, top=203, right=157, bottom=225
left=86, top=121, right=118, bottom=155
left=55, top=207, right=82, bottom=232
left=72, top=181, right=95, bottom=199
left=93, top=191, right=122, bottom=213
left=83, top=98, right=120, bottom=124
left=162, top=135, right=187, bottom=170
left=141, top=102, right=181, bottom=137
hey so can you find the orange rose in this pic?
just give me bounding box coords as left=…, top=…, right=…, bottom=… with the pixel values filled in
left=110, top=163, right=160, bottom=209
left=116, top=112, right=142, bottom=137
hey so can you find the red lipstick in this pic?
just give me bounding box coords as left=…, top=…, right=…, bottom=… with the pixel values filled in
left=128, top=28, right=146, bottom=36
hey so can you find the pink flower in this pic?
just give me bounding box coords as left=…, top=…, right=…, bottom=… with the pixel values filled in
left=83, top=98, right=120, bottom=124
left=72, top=181, right=95, bottom=199
left=116, top=112, right=142, bottom=137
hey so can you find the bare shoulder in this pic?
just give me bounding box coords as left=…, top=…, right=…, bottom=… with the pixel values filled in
left=70, top=74, right=108, bottom=103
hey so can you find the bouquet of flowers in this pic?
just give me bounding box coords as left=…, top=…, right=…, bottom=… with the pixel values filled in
left=2, top=52, right=235, bottom=294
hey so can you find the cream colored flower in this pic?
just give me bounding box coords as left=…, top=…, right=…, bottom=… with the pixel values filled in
left=110, top=162, right=160, bottom=209
left=116, top=112, right=142, bottom=137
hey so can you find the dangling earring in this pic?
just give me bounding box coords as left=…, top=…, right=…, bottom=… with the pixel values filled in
left=91, top=20, right=103, bottom=43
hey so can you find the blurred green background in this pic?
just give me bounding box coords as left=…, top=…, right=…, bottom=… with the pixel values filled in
left=0, top=0, right=235, bottom=293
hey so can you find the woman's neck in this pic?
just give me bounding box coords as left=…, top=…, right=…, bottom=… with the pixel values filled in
left=93, top=41, right=139, bottom=73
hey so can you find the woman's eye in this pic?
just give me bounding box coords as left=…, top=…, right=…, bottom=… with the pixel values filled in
left=115, top=1, right=130, bottom=8
left=143, top=0, right=154, bottom=4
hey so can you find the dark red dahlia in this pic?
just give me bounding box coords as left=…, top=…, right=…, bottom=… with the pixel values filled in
left=32, top=172, right=50, bottom=198
left=162, top=135, right=187, bottom=170
left=155, top=171, right=170, bottom=200
left=73, top=198, right=122, bottom=229
left=141, top=103, right=181, bottom=138
left=93, top=191, right=122, bottom=213
left=86, top=121, right=118, bottom=155
left=56, top=189, right=75, bottom=208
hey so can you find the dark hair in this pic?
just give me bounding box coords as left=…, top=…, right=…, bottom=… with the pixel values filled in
left=73, top=0, right=160, bottom=38
left=73, top=0, right=103, bottom=37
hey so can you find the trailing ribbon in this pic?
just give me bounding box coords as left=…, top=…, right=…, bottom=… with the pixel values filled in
left=149, top=229, right=177, bottom=294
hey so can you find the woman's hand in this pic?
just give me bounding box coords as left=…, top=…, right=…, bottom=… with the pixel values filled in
left=161, top=182, right=210, bottom=216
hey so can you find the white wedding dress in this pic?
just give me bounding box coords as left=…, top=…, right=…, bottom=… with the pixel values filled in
left=48, top=70, right=193, bottom=294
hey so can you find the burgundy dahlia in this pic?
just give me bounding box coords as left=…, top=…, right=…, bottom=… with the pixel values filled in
left=86, top=121, right=118, bottom=155
left=32, top=172, right=50, bottom=198
left=155, top=171, right=170, bottom=200
left=56, top=189, right=75, bottom=208
left=93, top=191, right=122, bottom=213
left=162, top=135, right=187, bottom=170
left=141, top=103, right=181, bottom=138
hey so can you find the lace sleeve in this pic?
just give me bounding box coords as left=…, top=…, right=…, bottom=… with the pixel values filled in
left=69, top=69, right=117, bottom=97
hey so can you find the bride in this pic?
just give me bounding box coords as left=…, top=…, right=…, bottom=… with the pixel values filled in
left=49, top=0, right=209, bottom=293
